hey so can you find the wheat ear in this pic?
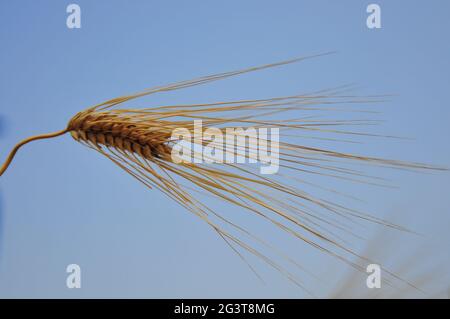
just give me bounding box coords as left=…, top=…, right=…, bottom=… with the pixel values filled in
left=0, top=55, right=445, bottom=293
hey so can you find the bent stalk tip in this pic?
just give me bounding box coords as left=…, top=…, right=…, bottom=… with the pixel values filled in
left=0, top=129, right=68, bottom=177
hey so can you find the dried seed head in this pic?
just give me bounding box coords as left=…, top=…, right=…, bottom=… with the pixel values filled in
left=67, top=110, right=173, bottom=161
left=0, top=55, right=446, bottom=294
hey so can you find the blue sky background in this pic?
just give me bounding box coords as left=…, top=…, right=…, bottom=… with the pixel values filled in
left=0, top=0, right=449, bottom=298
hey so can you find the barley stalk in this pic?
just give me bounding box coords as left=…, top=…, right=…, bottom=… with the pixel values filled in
left=0, top=55, right=445, bottom=293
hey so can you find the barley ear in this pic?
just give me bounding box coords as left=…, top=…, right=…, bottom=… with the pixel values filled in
left=0, top=129, right=68, bottom=177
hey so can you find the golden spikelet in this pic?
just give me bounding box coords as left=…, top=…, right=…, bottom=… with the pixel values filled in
left=0, top=54, right=445, bottom=294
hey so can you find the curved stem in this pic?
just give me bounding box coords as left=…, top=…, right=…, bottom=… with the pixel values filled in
left=0, top=129, right=68, bottom=177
